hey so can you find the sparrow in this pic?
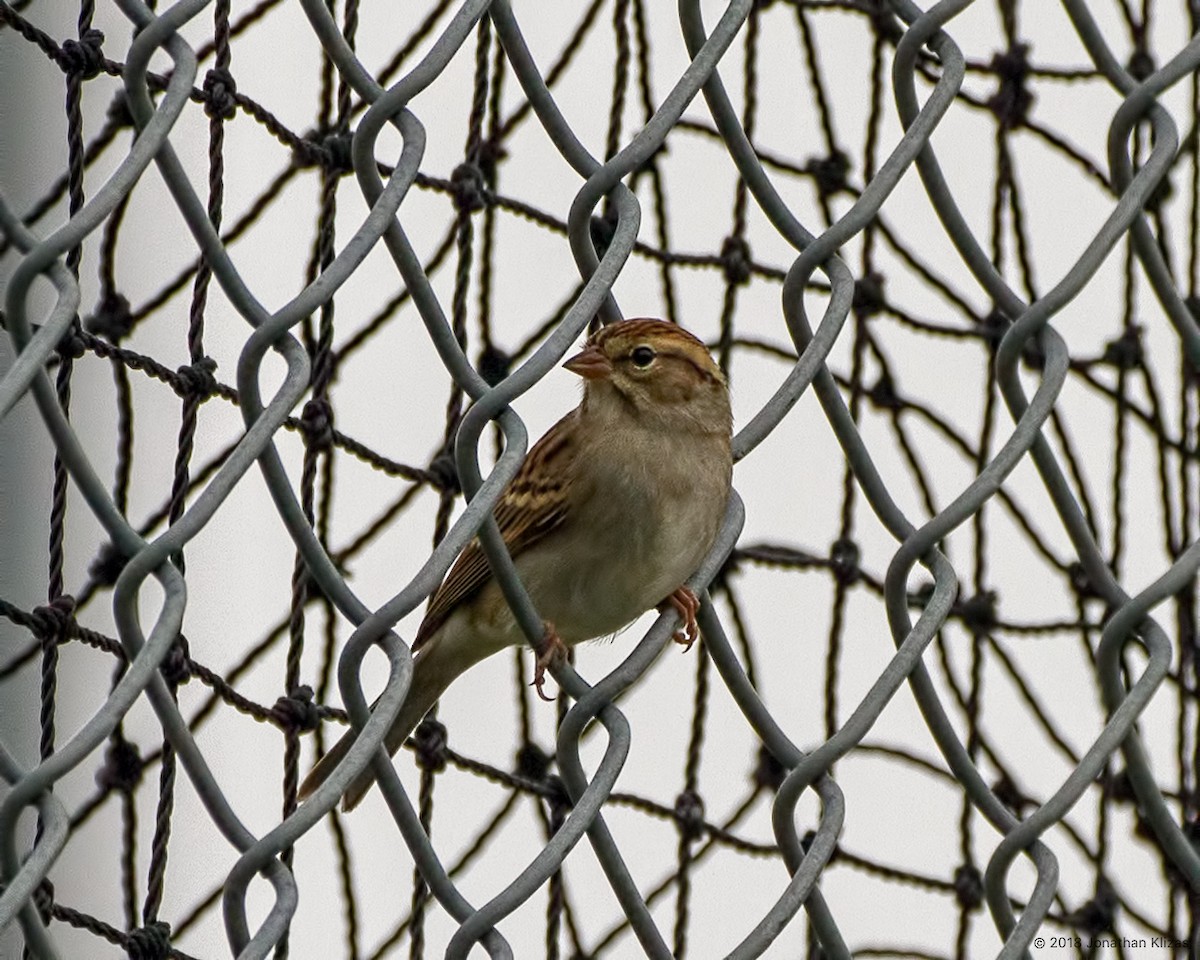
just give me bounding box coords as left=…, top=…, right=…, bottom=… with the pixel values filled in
left=299, top=318, right=733, bottom=811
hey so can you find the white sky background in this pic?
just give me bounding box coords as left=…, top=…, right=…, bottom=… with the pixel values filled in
left=2, top=0, right=1199, bottom=957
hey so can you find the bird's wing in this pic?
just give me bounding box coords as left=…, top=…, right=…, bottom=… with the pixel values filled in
left=412, top=409, right=578, bottom=650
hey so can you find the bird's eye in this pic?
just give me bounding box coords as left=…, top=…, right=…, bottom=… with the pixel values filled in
left=630, top=345, right=656, bottom=368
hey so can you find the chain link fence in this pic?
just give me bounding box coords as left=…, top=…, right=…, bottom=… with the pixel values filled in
left=3, top=0, right=1200, bottom=956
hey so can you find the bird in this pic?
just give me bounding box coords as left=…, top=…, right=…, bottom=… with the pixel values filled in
left=298, top=318, right=733, bottom=811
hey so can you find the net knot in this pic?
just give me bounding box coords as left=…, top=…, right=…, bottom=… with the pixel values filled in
left=1021, top=332, right=1046, bottom=370
left=1133, top=809, right=1156, bottom=843
left=60, top=28, right=106, bottom=79
left=30, top=595, right=76, bottom=645
left=953, top=864, right=983, bottom=910
left=86, top=290, right=134, bottom=341
left=96, top=736, right=143, bottom=793
left=866, top=372, right=901, bottom=410
left=543, top=773, right=571, bottom=813
left=160, top=635, right=191, bottom=687
left=426, top=452, right=460, bottom=493
left=868, top=4, right=904, bottom=43
left=1128, top=49, right=1155, bottom=81
left=271, top=685, right=320, bottom=733
left=805, top=150, right=850, bottom=198
left=516, top=741, right=551, bottom=782
left=320, top=131, right=354, bottom=175
left=909, top=580, right=937, bottom=609
left=589, top=208, right=619, bottom=260
left=89, top=541, right=129, bottom=587
left=1174, top=821, right=1200, bottom=883
left=56, top=327, right=87, bottom=361
left=980, top=308, right=1009, bottom=344
left=478, top=343, right=511, bottom=386
left=754, top=745, right=787, bottom=791
left=173, top=357, right=218, bottom=400
left=451, top=161, right=487, bottom=213
left=203, top=67, right=238, bottom=120
left=33, top=879, right=54, bottom=923
left=1106, top=766, right=1135, bottom=803
left=1067, top=561, right=1097, bottom=599
left=1185, top=816, right=1200, bottom=847
left=301, top=397, right=335, bottom=452
left=476, top=139, right=507, bottom=181
left=986, top=43, right=1033, bottom=128
left=852, top=274, right=886, bottom=320
left=829, top=537, right=860, bottom=585
left=1101, top=325, right=1142, bottom=370
left=1066, top=878, right=1117, bottom=935
left=958, top=591, right=996, bottom=635
left=991, top=772, right=1031, bottom=815
left=413, top=717, right=448, bottom=772
left=720, top=235, right=753, bottom=286
left=1187, top=300, right=1200, bottom=381
left=673, top=789, right=706, bottom=842
left=107, top=90, right=134, bottom=128
left=126, top=920, right=172, bottom=960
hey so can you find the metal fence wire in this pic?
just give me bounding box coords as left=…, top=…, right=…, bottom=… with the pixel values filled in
left=3, top=0, right=1200, bottom=956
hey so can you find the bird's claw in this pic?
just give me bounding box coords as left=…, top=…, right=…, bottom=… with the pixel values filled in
left=532, top=622, right=567, bottom=702
left=661, top=586, right=701, bottom=651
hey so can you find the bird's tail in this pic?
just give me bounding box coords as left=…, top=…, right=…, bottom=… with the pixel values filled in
left=298, top=634, right=468, bottom=812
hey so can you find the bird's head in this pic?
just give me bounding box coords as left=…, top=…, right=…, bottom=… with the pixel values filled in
left=564, top=318, right=730, bottom=435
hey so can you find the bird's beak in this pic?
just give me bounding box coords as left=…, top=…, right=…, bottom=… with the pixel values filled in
left=563, top=344, right=612, bottom=380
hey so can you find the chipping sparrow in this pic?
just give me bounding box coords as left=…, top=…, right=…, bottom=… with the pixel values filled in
left=300, top=318, right=733, bottom=810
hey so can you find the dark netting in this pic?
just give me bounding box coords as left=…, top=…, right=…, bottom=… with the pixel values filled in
left=2, top=0, right=1200, bottom=957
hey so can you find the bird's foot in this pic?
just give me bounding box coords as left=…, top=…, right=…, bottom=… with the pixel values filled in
left=532, top=622, right=567, bottom=702
left=660, top=586, right=701, bottom=651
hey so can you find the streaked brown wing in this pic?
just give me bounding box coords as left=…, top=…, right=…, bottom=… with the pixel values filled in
left=412, top=409, right=578, bottom=649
